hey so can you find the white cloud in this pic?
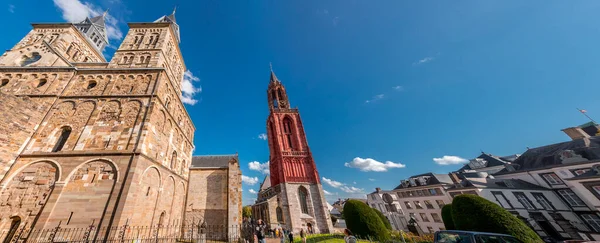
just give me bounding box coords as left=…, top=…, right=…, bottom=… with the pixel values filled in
left=340, top=186, right=364, bottom=194
left=365, top=94, right=384, bottom=103
left=393, top=86, right=404, bottom=91
left=323, top=190, right=332, bottom=195
left=258, top=133, right=267, bottom=140
left=52, top=0, right=123, bottom=40
left=344, top=157, right=406, bottom=172
left=181, top=70, right=202, bottom=105
left=8, top=4, right=15, bottom=13
left=369, top=178, right=376, bottom=181
left=353, top=181, right=357, bottom=184
left=414, top=57, right=435, bottom=65
left=322, top=177, right=344, bottom=188
left=333, top=17, right=340, bottom=26
left=249, top=189, right=257, bottom=194
left=249, top=161, right=270, bottom=174
left=242, top=175, right=259, bottom=185
left=433, top=155, right=468, bottom=165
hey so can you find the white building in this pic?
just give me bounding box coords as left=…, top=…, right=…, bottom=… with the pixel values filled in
left=366, top=188, right=408, bottom=231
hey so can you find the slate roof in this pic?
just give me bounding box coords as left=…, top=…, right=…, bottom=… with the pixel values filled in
left=191, top=154, right=237, bottom=168
left=154, top=9, right=180, bottom=43
left=393, top=173, right=453, bottom=190
left=448, top=178, right=548, bottom=191
left=457, top=153, right=515, bottom=172
left=496, top=136, right=600, bottom=174
left=259, top=176, right=271, bottom=191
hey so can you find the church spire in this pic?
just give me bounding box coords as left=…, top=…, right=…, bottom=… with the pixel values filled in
left=154, top=7, right=180, bottom=43
left=74, top=10, right=109, bottom=52
left=267, top=67, right=290, bottom=110
left=269, top=63, right=280, bottom=83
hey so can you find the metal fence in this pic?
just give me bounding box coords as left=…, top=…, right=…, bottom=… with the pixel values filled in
left=0, top=222, right=255, bottom=243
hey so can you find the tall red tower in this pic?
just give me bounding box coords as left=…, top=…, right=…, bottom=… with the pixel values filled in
left=266, top=71, right=321, bottom=187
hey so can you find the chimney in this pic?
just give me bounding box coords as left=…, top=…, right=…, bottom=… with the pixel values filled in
left=562, top=127, right=591, bottom=140
left=449, top=172, right=461, bottom=184
left=375, top=187, right=381, bottom=193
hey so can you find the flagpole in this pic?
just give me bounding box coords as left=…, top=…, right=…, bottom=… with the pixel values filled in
left=577, top=108, right=596, bottom=124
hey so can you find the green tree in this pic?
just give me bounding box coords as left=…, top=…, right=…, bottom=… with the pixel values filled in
left=451, top=194, right=542, bottom=243
left=441, top=204, right=455, bottom=230
left=342, top=200, right=390, bottom=242
left=372, top=208, right=392, bottom=230
left=242, top=206, right=252, bottom=219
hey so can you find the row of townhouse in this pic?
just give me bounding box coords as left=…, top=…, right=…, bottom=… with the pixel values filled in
left=366, top=122, right=600, bottom=241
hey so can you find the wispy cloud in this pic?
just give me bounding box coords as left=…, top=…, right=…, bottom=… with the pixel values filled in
left=258, top=133, right=267, bottom=140
left=393, top=86, right=404, bottom=91
left=345, top=157, right=406, bottom=172
left=242, top=175, right=259, bottom=185
left=322, top=177, right=344, bottom=188
left=340, top=186, right=364, bottom=194
left=365, top=94, right=384, bottom=103
left=414, top=56, right=435, bottom=65
left=323, top=190, right=332, bottom=195
left=433, top=155, right=468, bottom=165
left=52, top=0, right=123, bottom=40
left=333, top=17, right=340, bottom=27
left=181, top=70, right=202, bottom=105
left=249, top=189, right=257, bottom=194
left=249, top=161, right=270, bottom=174
left=369, top=178, right=376, bottom=181
left=8, top=4, right=15, bottom=13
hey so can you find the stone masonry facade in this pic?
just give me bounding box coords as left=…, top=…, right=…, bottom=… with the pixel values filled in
left=0, top=11, right=241, bottom=238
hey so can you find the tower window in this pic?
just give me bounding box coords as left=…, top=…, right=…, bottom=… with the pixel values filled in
left=140, top=56, right=145, bottom=64
left=1, top=79, right=9, bottom=88
left=298, top=187, right=309, bottom=214
left=283, top=118, right=294, bottom=150
left=36, top=79, right=47, bottom=88
left=170, top=151, right=177, bottom=169
left=52, top=126, right=72, bottom=152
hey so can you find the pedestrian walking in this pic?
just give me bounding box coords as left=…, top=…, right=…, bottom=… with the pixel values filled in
left=343, top=229, right=356, bottom=243
left=288, top=229, right=294, bottom=243
left=256, top=219, right=266, bottom=243
left=300, top=229, right=306, bottom=243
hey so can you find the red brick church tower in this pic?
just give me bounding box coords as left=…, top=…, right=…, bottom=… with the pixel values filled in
left=262, top=69, right=333, bottom=233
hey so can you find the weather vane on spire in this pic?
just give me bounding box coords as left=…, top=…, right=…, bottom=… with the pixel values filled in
left=577, top=108, right=597, bottom=124
left=173, top=6, right=177, bottom=15
left=269, top=62, right=273, bottom=72
left=103, top=9, right=109, bottom=17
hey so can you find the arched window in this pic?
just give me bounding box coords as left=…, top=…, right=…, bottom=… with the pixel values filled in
left=298, top=187, right=309, bottom=214
left=123, top=56, right=128, bottom=64
left=283, top=118, right=294, bottom=150
left=271, top=90, right=278, bottom=108
left=87, top=80, right=97, bottom=90
left=52, top=126, right=72, bottom=152
left=4, top=216, right=21, bottom=242
left=170, top=151, right=177, bottom=169
left=36, top=79, right=47, bottom=88
left=139, top=56, right=145, bottom=64
left=1, top=79, right=9, bottom=88
left=276, top=207, right=283, bottom=222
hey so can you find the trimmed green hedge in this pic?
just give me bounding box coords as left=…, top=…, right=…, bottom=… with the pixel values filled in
left=372, top=208, right=393, bottom=230
left=451, top=194, right=543, bottom=243
left=342, top=200, right=390, bottom=242
left=441, top=204, right=454, bottom=230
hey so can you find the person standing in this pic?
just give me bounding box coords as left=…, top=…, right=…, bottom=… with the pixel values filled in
left=279, top=228, right=285, bottom=243
left=256, top=219, right=266, bottom=243
left=300, top=229, right=306, bottom=243
left=288, top=229, right=294, bottom=243
left=343, top=229, right=356, bottom=243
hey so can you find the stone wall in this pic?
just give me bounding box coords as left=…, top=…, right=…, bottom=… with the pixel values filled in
left=0, top=93, right=53, bottom=180
left=228, top=158, right=242, bottom=227
left=281, top=183, right=333, bottom=234
left=185, top=169, right=228, bottom=226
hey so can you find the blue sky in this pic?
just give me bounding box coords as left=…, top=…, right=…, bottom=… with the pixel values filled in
left=4, top=0, right=600, bottom=204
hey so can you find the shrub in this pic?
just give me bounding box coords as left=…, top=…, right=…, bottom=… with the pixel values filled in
left=342, top=200, right=390, bottom=242
left=441, top=204, right=455, bottom=230
left=372, top=208, right=393, bottom=230
left=451, top=194, right=543, bottom=243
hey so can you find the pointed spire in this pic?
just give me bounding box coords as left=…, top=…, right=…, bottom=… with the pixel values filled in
left=154, top=7, right=180, bottom=43
left=173, top=6, right=177, bottom=16
left=269, top=63, right=280, bottom=83
left=103, top=9, right=109, bottom=17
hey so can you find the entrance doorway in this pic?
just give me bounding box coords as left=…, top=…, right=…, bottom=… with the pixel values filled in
left=307, top=223, right=313, bottom=234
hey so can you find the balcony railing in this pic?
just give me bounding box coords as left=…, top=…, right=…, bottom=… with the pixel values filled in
left=282, top=151, right=309, bottom=156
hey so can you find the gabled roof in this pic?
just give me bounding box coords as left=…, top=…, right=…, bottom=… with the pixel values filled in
left=447, top=178, right=548, bottom=191
left=393, top=173, right=453, bottom=190
left=191, top=154, right=237, bottom=168
left=497, top=136, right=600, bottom=174
left=457, top=153, right=516, bottom=172
left=259, top=176, right=271, bottom=191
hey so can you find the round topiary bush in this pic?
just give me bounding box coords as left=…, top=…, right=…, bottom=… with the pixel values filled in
left=441, top=204, right=455, bottom=230
left=372, top=207, right=393, bottom=230
left=451, top=194, right=543, bottom=243
left=343, top=200, right=390, bottom=241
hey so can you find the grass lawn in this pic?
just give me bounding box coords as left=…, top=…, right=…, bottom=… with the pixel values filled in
left=291, top=234, right=371, bottom=243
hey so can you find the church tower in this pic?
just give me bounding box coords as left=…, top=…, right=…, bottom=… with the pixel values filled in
left=265, top=70, right=333, bottom=233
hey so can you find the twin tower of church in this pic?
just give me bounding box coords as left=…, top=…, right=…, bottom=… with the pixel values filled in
left=0, top=7, right=331, bottom=239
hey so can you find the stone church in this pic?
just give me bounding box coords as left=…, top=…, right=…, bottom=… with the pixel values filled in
left=0, top=9, right=241, bottom=240
left=252, top=71, right=333, bottom=234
